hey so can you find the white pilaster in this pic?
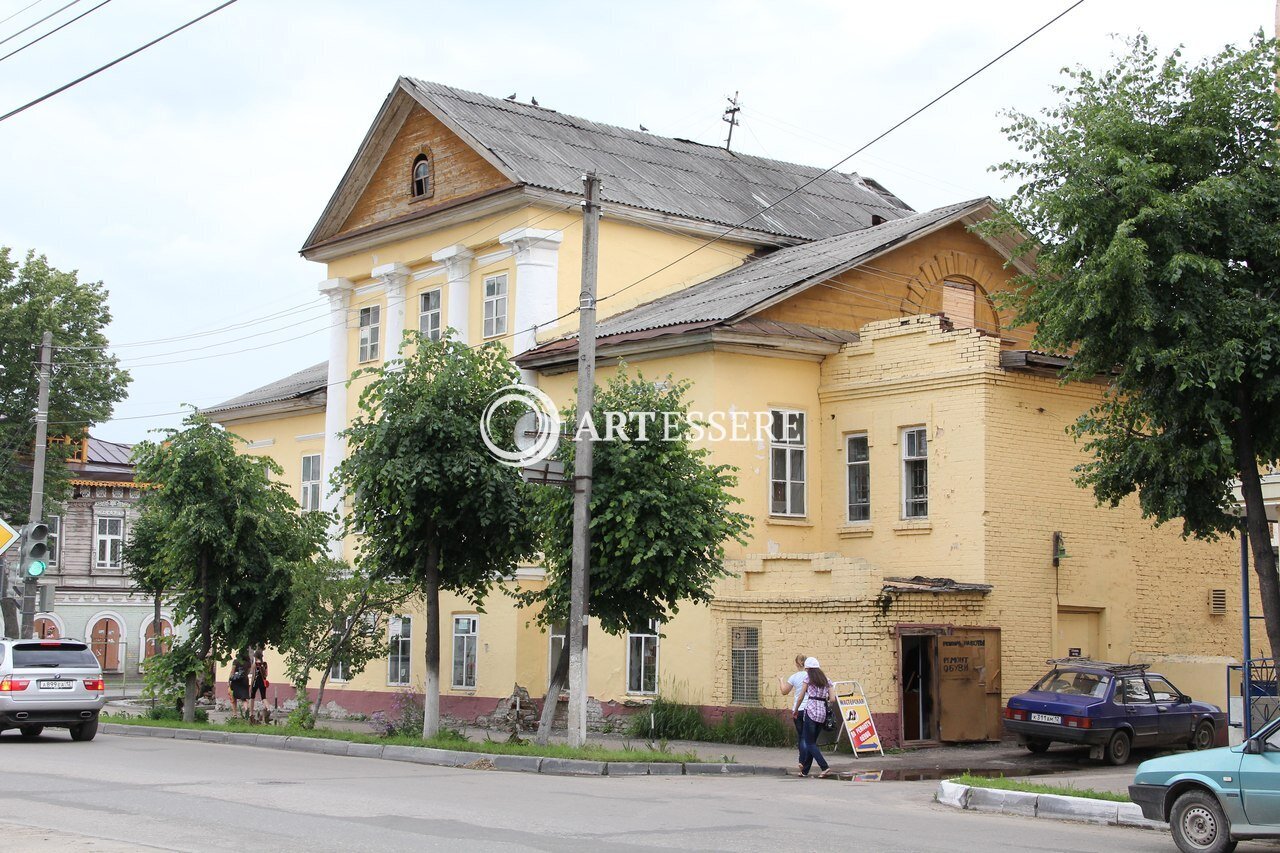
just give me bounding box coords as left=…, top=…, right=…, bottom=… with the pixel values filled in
left=318, top=277, right=352, bottom=558
left=499, top=227, right=564, bottom=359
left=372, top=262, right=410, bottom=363
left=431, top=245, right=474, bottom=344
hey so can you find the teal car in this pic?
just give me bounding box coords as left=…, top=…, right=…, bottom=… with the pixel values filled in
left=1131, top=717, right=1280, bottom=852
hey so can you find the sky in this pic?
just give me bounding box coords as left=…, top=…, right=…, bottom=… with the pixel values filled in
left=0, top=0, right=1274, bottom=444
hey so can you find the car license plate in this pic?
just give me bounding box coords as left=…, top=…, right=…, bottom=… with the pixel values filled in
left=38, top=680, right=73, bottom=690
left=1030, top=713, right=1062, bottom=724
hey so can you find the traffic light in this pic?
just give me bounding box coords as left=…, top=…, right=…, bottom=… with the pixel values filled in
left=18, top=523, right=48, bottom=579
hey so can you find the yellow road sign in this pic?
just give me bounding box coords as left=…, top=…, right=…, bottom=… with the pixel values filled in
left=0, top=518, right=16, bottom=558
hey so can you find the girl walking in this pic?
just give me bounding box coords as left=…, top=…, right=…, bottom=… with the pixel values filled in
left=797, top=656, right=833, bottom=778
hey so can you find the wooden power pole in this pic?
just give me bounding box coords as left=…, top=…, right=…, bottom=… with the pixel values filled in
left=567, top=172, right=601, bottom=747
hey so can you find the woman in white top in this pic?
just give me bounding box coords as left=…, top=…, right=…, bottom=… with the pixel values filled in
left=777, top=654, right=808, bottom=772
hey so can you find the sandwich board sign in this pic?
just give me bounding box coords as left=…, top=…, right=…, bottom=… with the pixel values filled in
left=832, top=680, right=884, bottom=757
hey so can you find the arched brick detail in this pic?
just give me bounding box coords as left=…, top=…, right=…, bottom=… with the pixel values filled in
left=899, top=251, right=1000, bottom=331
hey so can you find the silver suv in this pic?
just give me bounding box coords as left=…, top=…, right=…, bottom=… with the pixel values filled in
left=0, top=638, right=105, bottom=740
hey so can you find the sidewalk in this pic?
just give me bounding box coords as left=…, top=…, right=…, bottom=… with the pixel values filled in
left=105, top=698, right=1127, bottom=783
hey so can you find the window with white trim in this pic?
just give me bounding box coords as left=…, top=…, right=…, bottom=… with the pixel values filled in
left=452, top=615, right=478, bottom=689
left=902, top=427, right=929, bottom=518
left=482, top=274, right=508, bottom=339
left=769, top=409, right=806, bottom=516
left=329, top=615, right=352, bottom=682
left=419, top=289, right=442, bottom=342
left=627, top=619, right=660, bottom=694
left=46, top=515, right=60, bottom=568
left=548, top=620, right=566, bottom=677
left=358, top=305, right=381, bottom=363
left=300, top=454, right=322, bottom=513
left=846, top=434, right=870, bottom=523
left=387, top=615, right=411, bottom=685
left=95, top=517, right=123, bottom=569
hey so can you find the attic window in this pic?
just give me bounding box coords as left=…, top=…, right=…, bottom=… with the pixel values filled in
left=411, top=153, right=432, bottom=198
left=941, top=279, right=976, bottom=329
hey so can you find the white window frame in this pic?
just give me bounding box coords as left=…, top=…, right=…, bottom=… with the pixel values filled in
left=548, top=620, right=566, bottom=678
left=46, top=514, right=60, bottom=568
left=846, top=433, right=870, bottom=523
left=358, top=305, right=381, bottom=363
left=769, top=409, right=806, bottom=517
left=482, top=274, right=508, bottom=339
left=626, top=619, right=660, bottom=695
left=95, top=517, right=124, bottom=569
left=418, top=288, right=442, bottom=342
left=329, top=615, right=353, bottom=683
left=452, top=615, right=478, bottom=689
left=387, top=615, right=411, bottom=686
left=300, top=454, right=322, bottom=513
left=901, top=426, right=929, bottom=519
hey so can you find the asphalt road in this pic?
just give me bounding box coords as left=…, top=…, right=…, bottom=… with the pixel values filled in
left=0, top=730, right=1205, bottom=852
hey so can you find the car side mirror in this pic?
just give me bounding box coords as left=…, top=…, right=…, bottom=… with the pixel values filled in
left=1178, top=694, right=1192, bottom=704
left=1245, top=738, right=1263, bottom=755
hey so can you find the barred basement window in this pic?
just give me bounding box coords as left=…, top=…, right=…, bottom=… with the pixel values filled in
left=1209, top=589, right=1228, bottom=615
left=730, top=624, right=760, bottom=705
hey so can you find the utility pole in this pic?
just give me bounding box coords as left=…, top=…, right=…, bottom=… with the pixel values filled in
left=722, top=91, right=741, bottom=152
left=22, top=331, right=52, bottom=640
left=567, top=172, right=601, bottom=747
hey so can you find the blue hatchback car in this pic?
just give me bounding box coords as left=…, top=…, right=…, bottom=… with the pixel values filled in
left=1003, top=659, right=1225, bottom=765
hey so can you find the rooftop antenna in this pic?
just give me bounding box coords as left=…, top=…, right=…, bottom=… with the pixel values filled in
left=722, top=91, right=741, bottom=151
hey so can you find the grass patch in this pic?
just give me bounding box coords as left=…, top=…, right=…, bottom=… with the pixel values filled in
left=951, top=773, right=1131, bottom=803
left=99, top=713, right=699, bottom=763
left=626, top=697, right=790, bottom=747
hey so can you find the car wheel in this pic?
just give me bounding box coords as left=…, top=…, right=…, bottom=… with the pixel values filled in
left=18, top=725, right=43, bottom=739
left=1104, top=729, right=1132, bottom=765
left=1170, top=789, right=1236, bottom=853
left=1191, top=720, right=1216, bottom=751
left=1025, top=739, right=1051, bottom=754
left=70, top=718, right=98, bottom=742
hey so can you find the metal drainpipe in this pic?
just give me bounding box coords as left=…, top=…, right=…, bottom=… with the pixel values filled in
left=1243, top=526, right=1253, bottom=739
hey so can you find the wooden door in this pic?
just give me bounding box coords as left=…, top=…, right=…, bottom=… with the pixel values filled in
left=91, top=618, right=120, bottom=672
left=1057, top=609, right=1102, bottom=660
left=937, top=628, right=1002, bottom=742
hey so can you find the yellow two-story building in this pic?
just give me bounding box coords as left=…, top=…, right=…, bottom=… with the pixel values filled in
left=206, top=78, right=1251, bottom=745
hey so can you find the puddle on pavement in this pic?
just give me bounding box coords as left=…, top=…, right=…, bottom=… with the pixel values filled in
left=831, top=767, right=1061, bottom=782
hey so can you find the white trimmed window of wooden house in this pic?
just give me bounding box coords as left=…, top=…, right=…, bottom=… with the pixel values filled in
left=358, top=305, right=381, bottom=363
left=387, top=615, right=412, bottom=686
left=300, top=454, right=322, bottom=513
left=419, top=289, right=442, bottom=342
left=846, top=434, right=870, bottom=523
left=942, top=279, right=976, bottom=329
left=901, top=427, right=929, bottom=519
left=627, top=619, right=660, bottom=695
left=46, top=515, right=60, bottom=568
left=95, top=517, right=124, bottom=569
left=452, top=615, right=478, bottom=689
left=411, top=152, right=432, bottom=198
left=730, top=624, right=760, bottom=705
left=769, top=409, right=806, bottom=517
left=483, top=274, right=508, bottom=339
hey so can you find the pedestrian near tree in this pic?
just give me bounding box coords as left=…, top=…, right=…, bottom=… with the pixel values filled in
left=777, top=654, right=808, bottom=772
left=797, top=657, right=833, bottom=778
left=248, top=649, right=269, bottom=723
left=228, top=653, right=250, bottom=718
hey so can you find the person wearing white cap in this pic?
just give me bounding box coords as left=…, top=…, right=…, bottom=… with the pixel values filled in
left=797, top=656, right=833, bottom=778
left=777, top=654, right=809, bottom=772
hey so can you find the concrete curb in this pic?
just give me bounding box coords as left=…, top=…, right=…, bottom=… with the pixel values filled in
left=935, top=780, right=1169, bottom=831
left=99, top=723, right=780, bottom=779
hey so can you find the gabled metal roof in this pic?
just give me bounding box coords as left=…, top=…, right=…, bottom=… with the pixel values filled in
left=579, top=198, right=990, bottom=340
left=203, top=362, right=328, bottom=415
left=395, top=79, right=914, bottom=242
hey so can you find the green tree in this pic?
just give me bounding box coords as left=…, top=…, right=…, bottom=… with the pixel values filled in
left=521, top=369, right=751, bottom=743
left=0, top=248, right=130, bottom=522
left=337, top=332, right=538, bottom=737
left=983, top=33, right=1280, bottom=655
left=126, top=413, right=324, bottom=720
left=280, top=556, right=413, bottom=726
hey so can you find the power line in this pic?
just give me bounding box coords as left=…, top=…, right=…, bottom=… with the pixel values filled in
left=0, top=0, right=75, bottom=47
left=0, top=0, right=47, bottom=27
left=0, top=0, right=112, bottom=65
left=596, top=0, right=1085, bottom=307
left=0, top=0, right=240, bottom=124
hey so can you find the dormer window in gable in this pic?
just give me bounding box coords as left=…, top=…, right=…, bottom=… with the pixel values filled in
left=411, top=151, right=433, bottom=199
